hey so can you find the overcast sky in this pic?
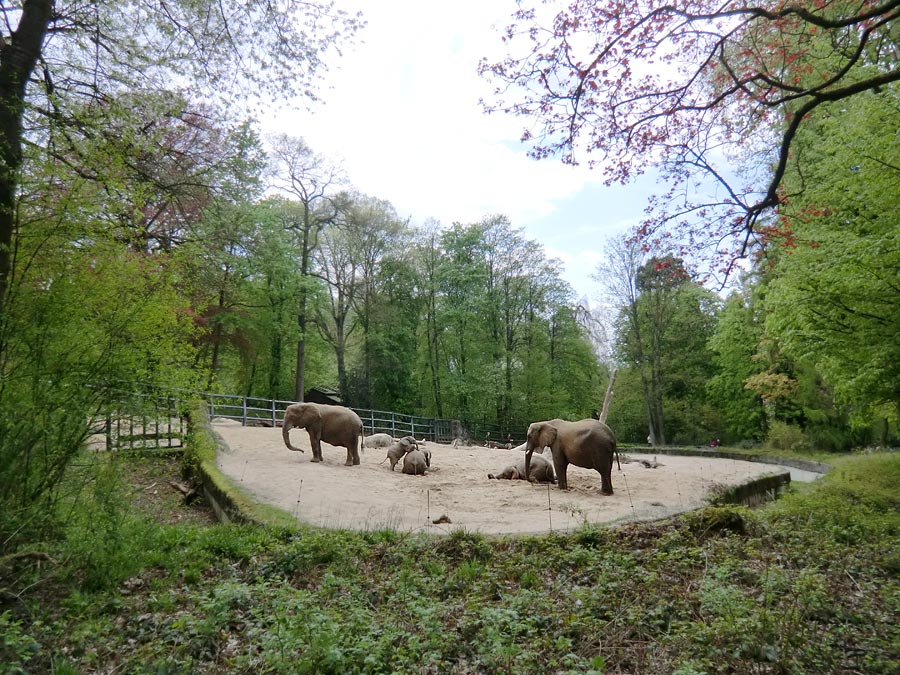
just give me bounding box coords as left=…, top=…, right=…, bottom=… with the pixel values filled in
left=263, top=0, right=658, bottom=301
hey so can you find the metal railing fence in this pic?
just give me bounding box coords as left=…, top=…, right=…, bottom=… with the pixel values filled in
left=205, top=393, right=461, bottom=443
left=201, top=396, right=532, bottom=445
left=96, top=391, right=187, bottom=452
left=91, top=384, right=528, bottom=450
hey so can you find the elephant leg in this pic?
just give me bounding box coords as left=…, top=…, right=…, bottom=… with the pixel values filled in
left=552, top=451, right=569, bottom=490
left=350, top=437, right=361, bottom=465
left=598, top=458, right=613, bottom=495
left=310, top=435, right=323, bottom=462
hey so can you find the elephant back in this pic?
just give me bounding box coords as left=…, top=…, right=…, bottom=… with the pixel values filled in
left=318, top=404, right=363, bottom=442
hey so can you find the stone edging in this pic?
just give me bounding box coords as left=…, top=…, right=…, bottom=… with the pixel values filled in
left=630, top=446, right=831, bottom=475
left=639, top=447, right=829, bottom=508
left=186, top=404, right=296, bottom=528
left=707, top=470, right=792, bottom=507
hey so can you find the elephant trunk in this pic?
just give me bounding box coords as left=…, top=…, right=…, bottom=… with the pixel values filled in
left=523, top=445, right=534, bottom=482
left=282, top=422, right=304, bottom=452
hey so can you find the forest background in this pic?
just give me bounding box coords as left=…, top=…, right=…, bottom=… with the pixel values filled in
left=0, top=0, right=898, bottom=546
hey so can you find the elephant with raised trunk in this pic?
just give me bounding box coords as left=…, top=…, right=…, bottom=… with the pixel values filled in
left=524, top=418, right=618, bottom=493
left=282, top=402, right=363, bottom=466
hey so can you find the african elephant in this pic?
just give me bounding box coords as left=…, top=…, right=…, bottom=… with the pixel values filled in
left=488, top=453, right=556, bottom=483
left=379, top=437, right=417, bottom=471
left=402, top=449, right=428, bottom=475
left=282, top=402, right=363, bottom=466
left=524, top=418, right=618, bottom=493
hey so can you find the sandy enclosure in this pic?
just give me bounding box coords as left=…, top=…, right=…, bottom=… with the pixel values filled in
left=212, top=419, right=787, bottom=536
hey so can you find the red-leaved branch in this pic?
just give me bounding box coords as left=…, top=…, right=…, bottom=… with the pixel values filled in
left=479, top=0, right=900, bottom=280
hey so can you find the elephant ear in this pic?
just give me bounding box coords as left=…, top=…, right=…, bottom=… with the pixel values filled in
left=538, top=424, right=557, bottom=449
left=293, top=403, right=321, bottom=430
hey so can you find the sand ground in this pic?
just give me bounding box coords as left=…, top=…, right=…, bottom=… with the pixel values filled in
left=212, top=419, right=788, bottom=536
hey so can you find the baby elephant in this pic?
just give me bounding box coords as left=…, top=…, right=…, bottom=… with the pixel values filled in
left=379, top=437, right=417, bottom=471
left=488, top=454, right=556, bottom=483
left=402, top=449, right=428, bottom=475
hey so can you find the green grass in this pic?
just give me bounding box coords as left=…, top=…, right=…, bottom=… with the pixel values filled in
left=1, top=451, right=898, bottom=674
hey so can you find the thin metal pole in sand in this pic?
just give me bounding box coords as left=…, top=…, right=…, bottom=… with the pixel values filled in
left=294, top=480, right=303, bottom=519
left=239, top=460, right=248, bottom=483
left=622, top=472, right=636, bottom=521
left=674, top=471, right=684, bottom=507
left=546, top=483, right=553, bottom=532
left=427, top=489, right=431, bottom=531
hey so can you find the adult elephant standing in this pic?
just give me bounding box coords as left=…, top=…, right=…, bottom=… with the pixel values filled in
left=524, top=419, right=618, bottom=494
left=282, top=402, right=363, bottom=466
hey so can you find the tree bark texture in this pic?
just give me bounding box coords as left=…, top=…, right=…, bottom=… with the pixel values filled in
left=0, top=1, right=53, bottom=314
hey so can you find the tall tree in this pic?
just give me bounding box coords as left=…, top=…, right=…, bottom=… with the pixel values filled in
left=480, top=0, right=900, bottom=277
left=595, top=237, right=662, bottom=444
left=342, top=194, right=410, bottom=408
left=313, top=204, right=358, bottom=402
left=415, top=224, right=446, bottom=417
left=267, top=134, right=343, bottom=401
left=764, top=83, right=900, bottom=430
left=597, top=237, right=718, bottom=445
left=246, top=201, right=308, bottom=400
left=707, top=287, right=768, bottom=441
left=438, top=222, right=492, bottom=416
left=173, top=119, right=267, bottom=390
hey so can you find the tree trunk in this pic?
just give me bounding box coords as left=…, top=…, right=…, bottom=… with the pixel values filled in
left=0, top=1, right=53, bottom=316
left=427, top=290, right=443, bottom=416
left=294, top=212, right=314, bottom=402
left=295, top=302, right=307, bottom=402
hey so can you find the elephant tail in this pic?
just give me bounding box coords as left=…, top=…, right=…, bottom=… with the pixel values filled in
left=282, top=423, right=304, bottom=452
left=614, top=445, right=621, bottom=471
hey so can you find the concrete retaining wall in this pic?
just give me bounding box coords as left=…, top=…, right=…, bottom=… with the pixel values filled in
left=186, top=404, right=296, bottom=528
left=707, top=470, right=792, bottom=507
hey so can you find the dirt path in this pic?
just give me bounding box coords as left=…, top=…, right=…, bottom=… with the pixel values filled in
left=212, top=419, right=787, bottom=535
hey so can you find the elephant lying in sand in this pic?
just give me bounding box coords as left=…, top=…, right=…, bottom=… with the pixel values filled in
left=364, top=433, right=395, bottom=448
left=379, top=437, right=418, bottom=471
left=402, top=449, right=428, bottom=475
left=488, top=454, right=556, bottom=483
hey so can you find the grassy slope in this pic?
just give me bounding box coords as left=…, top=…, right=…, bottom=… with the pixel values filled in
left=1, top=452, right=898, bottom=674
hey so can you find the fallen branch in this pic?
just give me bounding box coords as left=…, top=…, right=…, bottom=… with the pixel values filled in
left=168, top=480, right=200, bottom=504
